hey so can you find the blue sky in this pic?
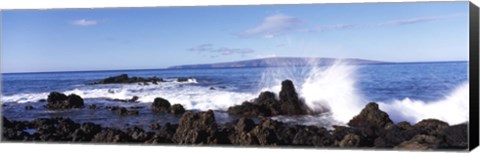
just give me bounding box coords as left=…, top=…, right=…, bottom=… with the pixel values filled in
left=1, top=2, right=470, bottom=73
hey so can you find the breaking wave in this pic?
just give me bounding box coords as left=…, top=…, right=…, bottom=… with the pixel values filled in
left=1, top=61, right=469, bottom=125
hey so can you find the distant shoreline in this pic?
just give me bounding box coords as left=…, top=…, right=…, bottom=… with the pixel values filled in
left=2, top=60, right=467, bottom=75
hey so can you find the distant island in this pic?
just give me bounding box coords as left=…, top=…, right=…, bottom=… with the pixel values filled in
left=168, top=57, right=388, bottom=69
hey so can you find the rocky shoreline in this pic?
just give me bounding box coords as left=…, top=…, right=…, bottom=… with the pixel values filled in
left=1, top=79, right=468, bottom=150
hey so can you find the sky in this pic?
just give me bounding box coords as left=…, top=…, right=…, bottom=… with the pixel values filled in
left=1, top=2, right=470, bottom=73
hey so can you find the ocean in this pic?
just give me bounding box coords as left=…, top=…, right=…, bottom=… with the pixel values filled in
left=1, top=61, right=469, bottom=130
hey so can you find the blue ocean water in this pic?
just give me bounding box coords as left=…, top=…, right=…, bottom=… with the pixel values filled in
left=0, top=61, right=469, bottom=128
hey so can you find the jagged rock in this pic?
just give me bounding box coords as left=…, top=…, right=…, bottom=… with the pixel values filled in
left=170, top=104, right=186, bottom=115
left=227, top=80, right=308, bottom=117
left=395, top=134, right=443, bottom=150
left=152, top=97, right=171, bottom=112
left=440, top=123, right=468, bottom=149
left=108, top=96, right=140, bottom=103
left=148, top=123, right=178, bottom=144
left=177, top=77, right=191, bottom=82
left=45, top=92, right=84, bottom=110
left=396, top=121, right=413, bottom=130
left=374, top=125, right=418, bottom=148
left=227, top=101, right=264, bottom=117
left=173, top=110, right=218, bottom=144
left=71, top=122, right=102, bottom=142
left=413, top=119, right=449, bottom=135
left=292, top=125, right=334, bottom=147
left=89, top=74, right=163, bottom=85
left=279, top=80, right=305, bottom=115
left=348, top=102, right=393, bottom=128
left=126, top=127, right=154, bottom=142
left=229, top=118, right=258, bottom=145
left=92, top=128, right=132, bottom=143
left=339, top=134, right=361, bottom=147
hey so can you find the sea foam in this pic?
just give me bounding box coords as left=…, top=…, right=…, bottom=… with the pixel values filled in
left=261, top=60, right=469, bottom=125
left=1, top=61, right=469, bottom=125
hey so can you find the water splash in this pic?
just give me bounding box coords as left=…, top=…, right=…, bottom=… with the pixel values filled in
left=299, top=60, right=365, bottom=123
left=378, top=82, right=469, bottom=125
left=258, top=59, right=469, bottom=125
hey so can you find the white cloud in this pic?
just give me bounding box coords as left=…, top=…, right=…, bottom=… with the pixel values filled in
left=71, top=19, right=98, bottom=26
left=239, top=14, right=302, bottom=38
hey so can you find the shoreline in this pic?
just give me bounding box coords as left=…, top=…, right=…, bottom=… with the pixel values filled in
left=1, top=77, right=469, bottom=150
left=1, top=102, right=468, bottom=150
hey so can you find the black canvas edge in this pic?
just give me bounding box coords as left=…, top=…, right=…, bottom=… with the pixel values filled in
left=469, top=1, right=479, bottom=151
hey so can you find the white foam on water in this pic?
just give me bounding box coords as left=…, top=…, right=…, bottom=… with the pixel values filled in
left=258, top=60, right=469, bottom=125
left=1, top=62, right=469, bottom=126
left=378, top=82, right=469, bottom=125
left=1, top=80, right=257, bottom=111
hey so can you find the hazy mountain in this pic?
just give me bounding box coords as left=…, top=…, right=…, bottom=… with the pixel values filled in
left=167, top=57, right=387, bottom=69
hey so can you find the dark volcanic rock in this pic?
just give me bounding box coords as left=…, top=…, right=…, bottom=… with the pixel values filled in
left=173, top=110, right=219, bottom=144
left=227, top=80, right=308, bottom=117
left=72, top=122, right=102, bottom=142
left=38, top=99, right=47, bottom=102
left=348, top=102, right=393, bottom=128
left=373, top=125, right=418, bottom=148
left=45, top=92, right=84, bottom=110
left=229, top=118, right=258, bottom=145
left=440, top=123, right=468, bottom=149
left=396, top=121, right=413, bottom=130
left=92, top=128, right=132, bottom=143
left=108, top=96, right=140, bottom=103
left=3, top=117, right=12, bottom=128
left=395, top=134, right=444, bottom=150
left=278, top=80, right=305, bottom=115
left=227, top=101, right=264, bottom=117
left=146, top=123, right=178, bottom=144
left=126, top=127, right=154, bottom=142
left=170, top=104, right=186, bottom=115
left=177, top=77, right=192, bottom=82
left=338, top=134, right=361, bottom=147
left=152, top=97, right=171, bottom=112
left=249, top=118, right=281, bottom=145
left=89, top=74, right=163, bottom=85
left=292, top=125, right=334, bottom=147
left=413, top=119, right=449, bottom=135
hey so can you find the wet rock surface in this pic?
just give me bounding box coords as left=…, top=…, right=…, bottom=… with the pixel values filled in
left=88, top=74, right=163, bottom=85
left=348, top=102, right=393, bottom=128
left=151, top=97, right=186, bottom=115
left=45, top=92, right=84, bottom=110
left=227, top=80, right=308, bottom=117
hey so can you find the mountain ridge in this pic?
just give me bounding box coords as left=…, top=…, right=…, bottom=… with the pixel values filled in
left=167, top=57, right=388, bottom=69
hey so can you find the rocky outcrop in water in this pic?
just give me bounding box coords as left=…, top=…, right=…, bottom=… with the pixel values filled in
left=347, top=102, right=393, bottom=128
left=151, top=97, right=186, bottom=115
left=107, top=96, right=139, bottom=103
left=45, top=92, right=84, bottom=110
left=88, top=74, right=163, bottom=85
left=227, top=80, right=308, bottom=117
